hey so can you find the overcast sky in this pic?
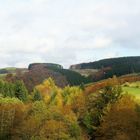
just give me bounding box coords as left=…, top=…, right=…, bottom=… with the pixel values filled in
left=0, top=0, right=140, bottom=68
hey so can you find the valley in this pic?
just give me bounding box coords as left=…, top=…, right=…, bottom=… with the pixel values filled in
left=0, top=56, right=140, bottom=140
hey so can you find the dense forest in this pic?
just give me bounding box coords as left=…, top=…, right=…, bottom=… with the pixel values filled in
left=70, top=56, right=140, bottom=81
left=71, top=56, right=140, bottom=70
left=47, top=66, right=92, bottom=86
left=0, top=76, right=140, bottom=140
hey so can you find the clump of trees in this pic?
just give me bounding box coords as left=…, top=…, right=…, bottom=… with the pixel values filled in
left=0, top=97, right=25, bottom=140
left=96, top=95, right=140, bottom=140
left=81, top=76, right=122, bottom=139
left=0, top=80, right=28, bottom=102
left=48, top=66, right=92, bottom=86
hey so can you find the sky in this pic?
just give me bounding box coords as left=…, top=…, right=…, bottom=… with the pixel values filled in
left=0, top=0, right=140, bottom=68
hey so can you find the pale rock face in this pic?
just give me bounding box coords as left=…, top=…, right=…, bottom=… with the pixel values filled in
left=70, top=64, right=82, bottom=70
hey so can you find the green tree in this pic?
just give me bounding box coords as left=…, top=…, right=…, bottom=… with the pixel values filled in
left=83, top=78, right=122, bottom=139
left=0, top=80, right=15, bottom=98
left=0, top=80, right=4, bottom=95
left=33, top=89, right=42, bottom=101
left=79, top=83, right=85, bottom=91
left=14, top=80, right=28, bottom=102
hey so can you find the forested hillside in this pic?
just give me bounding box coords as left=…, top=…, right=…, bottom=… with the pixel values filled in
left=1, top=63, right=91, bottom=92
left=47, top=65, right=92, bottom=86
left=1, top=57, right=140, bottom=92
left=70, top=56, right=140, bottom=81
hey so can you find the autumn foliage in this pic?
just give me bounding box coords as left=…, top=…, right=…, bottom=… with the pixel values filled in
left=0, top=77, right=140, bottom=140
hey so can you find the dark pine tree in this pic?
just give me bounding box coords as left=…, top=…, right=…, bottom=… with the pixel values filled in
left=14, top=80, right=28, bottom=102
left=33, top=89, right=42, bottom=101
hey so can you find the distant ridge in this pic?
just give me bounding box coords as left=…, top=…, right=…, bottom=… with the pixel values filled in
left=0, top=63, right=91, bottom=91
left=70, top=56, right=140, bottom=81
left=70, top=56, right=140, bottom=69
left=0, top=56, right=140, bottom=91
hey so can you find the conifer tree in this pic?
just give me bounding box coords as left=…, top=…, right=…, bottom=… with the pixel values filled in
left=14, top=80, right=28, bottom=101
left=33, top=89, right=42, bottom=101
left=0, top=80, right=4, bottom=95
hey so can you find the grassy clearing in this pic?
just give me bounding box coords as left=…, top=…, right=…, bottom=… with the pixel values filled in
left=122, top=81, right=140, bottom=99
left=0, top=74, right=7, bottom=79
left=4, top=67, right=16, bottom=70
left=123, top=87, right=140, bottom=99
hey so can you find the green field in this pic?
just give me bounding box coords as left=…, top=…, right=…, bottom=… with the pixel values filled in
left=122, top=81, right=140, bottom=99
left=0, top=74, right=7, bottom=79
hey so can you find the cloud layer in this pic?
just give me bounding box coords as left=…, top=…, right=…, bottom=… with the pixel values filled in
left=0, top=0, right=140, bottom=68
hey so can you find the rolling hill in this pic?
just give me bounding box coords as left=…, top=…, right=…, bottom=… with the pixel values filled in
left=0, top=63, right=91, bottom=91
left=70, top=56, right=140, bottom=81
left=1, top=56, right=140, bottom=91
